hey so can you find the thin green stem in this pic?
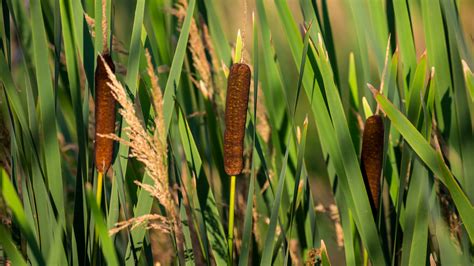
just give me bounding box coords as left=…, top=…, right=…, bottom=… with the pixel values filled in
left=92, top=171, right=104, bottom=265
left=228, top=175, right=236, bottom=265
left=96, top=172, right=104, bottom=207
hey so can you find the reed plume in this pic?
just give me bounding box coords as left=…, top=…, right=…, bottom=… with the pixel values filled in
left=99, top=54, right=172, bottom=226
left=100, top=50, right=185, bottom=263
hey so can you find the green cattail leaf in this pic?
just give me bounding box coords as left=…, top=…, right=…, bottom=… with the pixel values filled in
left=0, top=225, right=27, bottom=266
left=362, top=97, right=373, bottom=119
left=260, top=141, right=290, bottom=265
left=349, top=52, right=359, bottom=109
left=86, top=186, right=119, bottom=266
left=463, top=61, right=474, bottom=102
left=163, top=0, right=196, bottom=132
left=177, top=106, right=227, bottom=264
left=0, top=168, right=44, bottom=264
left=233, top=29, right=243, bottom=64
left=30, top=0, right=65, bottom=222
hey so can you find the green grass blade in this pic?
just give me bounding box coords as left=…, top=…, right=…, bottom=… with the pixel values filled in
left=0, top=224, right=27, bottom=266
left=0, top=168, right=45, bottom=264
left=203, top=0, right=231, bottom=63
left=446, top=26, right=474, bottom=203
left=419, top=0, right=451, bottom=130
left=440, top=0, right=473, bottom=65
left=284, top=117, right=308, bottom=265
left=238, top=166, right=255, bottom=266
left=260, top=141, right=290, bottom=265
left=124, top=0, right=146, bottom=90
left=60, top=0, right=89, bottom=187
left=176, top=106, right=227, bottom=264
left=400, top=159, right=429, bottom=265
left=463, top=61, right=474, bottom=102
left=30, top=0, right=65, bottom=221
left=393, top=0, right=416, bottom=76
left=163, top=0, right=196, bottom=133
left=233, top=29, right=243, bottom=63
left=86, top=187, right=119, bottom=266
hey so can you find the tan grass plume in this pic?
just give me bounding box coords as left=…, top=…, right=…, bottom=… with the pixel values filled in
left=99, top=54, right=172, bottom=231
left=101, top=50, right=185, bottom=263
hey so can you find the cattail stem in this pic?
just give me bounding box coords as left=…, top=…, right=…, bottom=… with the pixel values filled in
left=93, top=171, right=105, bottom=262
left=227, top=174, right=236, bottom=264
left=96, top=171, right=104, bottom=207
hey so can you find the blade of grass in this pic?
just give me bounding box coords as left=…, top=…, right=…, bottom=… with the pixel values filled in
left=238, top=166, right=255, bottom=266
left=124, top=0, right=146, bottom=90
left=428, top=181, right=464, bottom=265
left=400, top=159, right=429, bottom=265
left=202, top=0, right=231, bottom=64
left=30, top=0, right=65, bottom=221
left=284, top=117, right=308, bottom=266
left=163, top=0, right=196, bottom=133
left=463, top=61, right=474, bottom=102
left=176, top=105, right=227, bottom=264
left=86, top=186, right=119, bottom=266
left=446, top=24, right=474, bottom=203
left=260, top=139, right=290, bottom=265
left=419, top=0, right=451, bottom=130
left=0, top=224, right=27, bottom=266
left=393, top=0, right=416, bottom=77
left=0, top=168, right=44, bottom=264
left=60, top=0, right=89, bottom=191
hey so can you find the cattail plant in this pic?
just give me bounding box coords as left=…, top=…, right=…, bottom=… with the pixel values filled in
left=224, top=62, right=251, bottom=262
left=361, top=114, right=384, bottom=212
left=224, top=63, right=251, bottom=176
left=94, top=53, right=116, bottom=205
left=94, top=0, right=115, bottom=206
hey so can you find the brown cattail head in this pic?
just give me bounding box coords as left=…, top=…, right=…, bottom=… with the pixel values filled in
left=224, top=63, right=251, bottom=176
left=361, top=115, right=384, bottom=211
left=94, top=53, right=116, bottom=173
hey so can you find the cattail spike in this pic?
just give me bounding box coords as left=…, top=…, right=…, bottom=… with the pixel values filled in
left=224, top=63, right=251, bottom=176
left=361, top=115, right=384, bottom=212
left=95, top=53, right=116, bottom=173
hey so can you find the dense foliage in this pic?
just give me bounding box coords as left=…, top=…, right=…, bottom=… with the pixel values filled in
left=0, top=0, right=473, bottom=265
